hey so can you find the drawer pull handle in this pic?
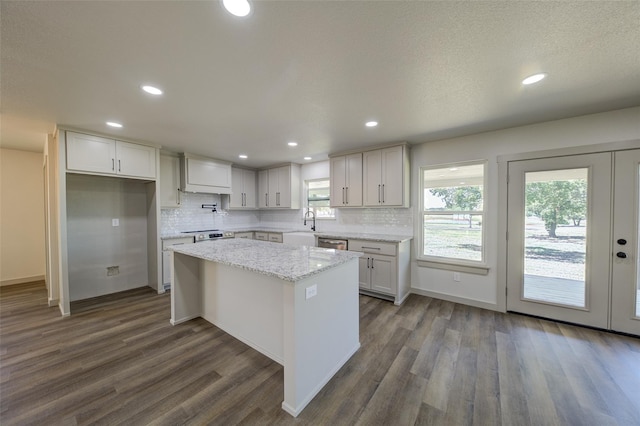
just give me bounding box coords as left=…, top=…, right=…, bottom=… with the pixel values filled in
left=361, top=246, right=381, bottom=250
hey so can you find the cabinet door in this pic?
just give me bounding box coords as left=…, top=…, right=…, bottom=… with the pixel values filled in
left=230, top=167, right=244, bottom=208
left=363, top=150, right=382, bottom=206
left=243, top=169, right=257, bottom=209
left=345, top=153, right=363, bottom=206
left=268, top=168, right=279, bottom=207
left=162, top=251, right=171, bottom=285
left=160, top=155, right=181, bottom=208
left=276, top=166, right=291, bottom=207
left=370, top=254, right=397, bottom=295
left=258, top=170, right=269, bottom=208
left=116, top=141, right=156, bottom=178
left=66, top=132, right=116, bottom=174
left=380, top=146, right=404, bottom=206
left=330, top=156, right=347, bottom=207
left=358, top=257, right=371, bottom=289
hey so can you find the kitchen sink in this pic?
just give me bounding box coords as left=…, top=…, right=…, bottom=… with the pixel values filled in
left=282, top=232, right=317, bottom=247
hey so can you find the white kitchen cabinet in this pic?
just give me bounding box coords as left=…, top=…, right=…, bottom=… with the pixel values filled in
left=255, top=232, right=282, bottom=243
left=181, top=153, right=232, bottom=194
left=66, top=132, right=157, bottom=179
left=162, top=237, right=194, bottom=287
left=160, top=155, right=181, bottom=208
left=362, top=144, right=409, bottom=207
left=258, top=164, right=300, bottom=209
left=258, top=170, right=269, bottom=208
left=330, top=153, right=363, bottom=207
left=234, top=232, right=254, bottom=239
left=349, top=238, right=411, bottom=305
left=229, top=167, right=257, bottom=209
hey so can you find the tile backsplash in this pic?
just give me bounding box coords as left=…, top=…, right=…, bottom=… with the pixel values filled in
left=161, top=192, right=414, bottom=237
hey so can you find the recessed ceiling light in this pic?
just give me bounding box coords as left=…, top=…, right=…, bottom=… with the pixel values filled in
left=223, top=0, right=251, bottom=17
left=238, top=154, right=248, bottom=159
left=288, top=142, right=298, bottom=147
left=365, top=121, right=378, bottom=127
left=304, top=156, right=312, bottom=161
left=106, top=121, right=123, bottom=128
left=522, top=73, right=547, bottom=85
left=449, top=167, right=458, bottom=171
left=141, top=85, right=163, bottom=95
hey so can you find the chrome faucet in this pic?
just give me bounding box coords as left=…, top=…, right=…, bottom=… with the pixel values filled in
left=303, top=210, right=316, bottom=231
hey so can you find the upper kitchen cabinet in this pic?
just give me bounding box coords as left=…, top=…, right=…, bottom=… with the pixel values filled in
left=258, top=164, right=300, bottom=209
left=66, top=131, right=157, bottom=179
left=330, top=153, right=362, bottom=207
left=229, top=167, right=257, bottom=209
left=363, top=144, right=410, bottom=207
left=180, top=153, right=232, bottom=194
left=160, top=154, right=181, bottom=208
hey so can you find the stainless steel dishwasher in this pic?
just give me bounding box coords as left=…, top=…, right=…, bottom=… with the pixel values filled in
left=317, top=238, right=348, bottom=251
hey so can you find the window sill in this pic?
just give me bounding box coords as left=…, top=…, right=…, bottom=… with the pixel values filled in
left=417, top=259, right=489, bottom=275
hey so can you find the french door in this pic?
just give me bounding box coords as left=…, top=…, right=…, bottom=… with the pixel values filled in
left=507, top=149, right=639, bottom=335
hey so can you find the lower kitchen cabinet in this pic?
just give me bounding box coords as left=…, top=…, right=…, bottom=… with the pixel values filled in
left=349, top=238, right=411, bottom=305
left=234, top=232, right=254, bottom=239
left=255, top=232, right=283, bottom=243
left=162, top=237, right=194, bottom=287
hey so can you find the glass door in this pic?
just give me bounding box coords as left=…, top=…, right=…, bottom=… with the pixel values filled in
left=507, top=153, right=612, bottom=329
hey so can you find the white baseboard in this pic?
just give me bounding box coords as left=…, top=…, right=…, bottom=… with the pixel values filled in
left=1, top=275, right=45, bottom=287
left=410, top=287, right=502, bottom=312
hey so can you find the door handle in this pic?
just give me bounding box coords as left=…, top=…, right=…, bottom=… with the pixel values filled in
left=378, top=184, right=381, bottom=203
left=382, top=184, right=385, bottom=203
left=177, top=188, right=181, bottom=205
left=616, top=252, right=627, bottom=259
left=342, top=187, right=345, bottom=205
left=118, top=159, right=121, bottom=172
left=367, top=257, right=370, bottom=268
left=265, top=193, right=268, bottom=207
left=371, top=258, right=374, bottom=269
left=112, top=158, right=115, bottom=171
left=346, top=187, right=348, bottom=204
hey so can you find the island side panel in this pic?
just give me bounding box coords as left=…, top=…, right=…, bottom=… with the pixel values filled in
left=200, top=260, right=285, bottom=364
left=170, top=251, right=202, bottom=325
left=282, top=258, right=360, bottom=417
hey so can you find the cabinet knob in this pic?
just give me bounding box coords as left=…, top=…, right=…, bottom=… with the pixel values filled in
left=617, top=238, right=627, bottom=245
left=616, top=252, right=627, bottom=259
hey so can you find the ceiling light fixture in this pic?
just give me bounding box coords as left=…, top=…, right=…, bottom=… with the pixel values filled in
left=222, top=0, right=251, bottom=17
left=304, top=156, right=312, bottom=161
left=238, top=154, right=248, bottom=159
left=106, top=121, right=123, bottom=128
left=141, top=85, right=163, bottom=95
left=288, top=142, right=298, bottom=147
left=522, top=73, right=547, bottom=85
left=365, top=121, right=378, bottom=127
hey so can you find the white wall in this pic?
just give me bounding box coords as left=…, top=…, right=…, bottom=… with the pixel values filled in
left=66, top=174, right=150, bottom=300
left=410, top=107, right=640, bottom=309
left=0, top=148, right=46, bottom=285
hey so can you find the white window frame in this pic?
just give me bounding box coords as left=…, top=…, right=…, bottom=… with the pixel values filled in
left=418, top=160, right=489, bottom=275
left=305, top=178, right=335, bottom=220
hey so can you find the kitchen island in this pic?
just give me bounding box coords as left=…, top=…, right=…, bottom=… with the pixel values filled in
left=169, top=239, right=362, bottom=417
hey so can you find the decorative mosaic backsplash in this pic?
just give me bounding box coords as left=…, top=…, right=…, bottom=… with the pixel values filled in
left=161, top=192, right=414, bottom=237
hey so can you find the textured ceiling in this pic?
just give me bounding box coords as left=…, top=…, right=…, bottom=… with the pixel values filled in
left=1, top=1, right=639, bottom=167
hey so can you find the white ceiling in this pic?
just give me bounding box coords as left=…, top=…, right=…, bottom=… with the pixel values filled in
left=2, top=1, right=639, bottom=168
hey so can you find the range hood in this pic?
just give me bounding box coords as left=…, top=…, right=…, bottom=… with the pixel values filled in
left=180, top=153, right=232, bottom=194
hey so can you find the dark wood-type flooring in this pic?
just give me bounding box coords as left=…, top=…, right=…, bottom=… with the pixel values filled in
left=1, top=281, right=639, bottom=425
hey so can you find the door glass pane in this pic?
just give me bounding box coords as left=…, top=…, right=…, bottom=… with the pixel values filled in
left=523, top=169, right=588, bottom=308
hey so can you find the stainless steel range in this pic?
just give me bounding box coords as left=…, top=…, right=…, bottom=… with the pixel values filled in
left=182, top=229, right=234, bottom=242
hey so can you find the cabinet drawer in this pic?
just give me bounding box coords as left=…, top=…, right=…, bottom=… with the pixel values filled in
left=235, top=232, right=254, bottom=239
left=348, top=239, right=396, bottom=256
left=255, top=232, right=268, bottom=241
left=268, top=233, right=283, bottom=243
left=162, top=237, right=194, bottom=250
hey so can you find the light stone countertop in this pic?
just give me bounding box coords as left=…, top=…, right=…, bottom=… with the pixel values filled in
left=168, top=238, right=362, bottom=282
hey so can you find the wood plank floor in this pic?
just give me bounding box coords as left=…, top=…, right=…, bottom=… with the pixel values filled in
left=1, top=281, right=639, bottom=425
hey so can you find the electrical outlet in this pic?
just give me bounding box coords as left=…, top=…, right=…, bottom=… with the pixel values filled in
left=107, top=266, right=120, bottom=276
left=112, top=218, right=119, bottom=227
left=453, top=272, right=461, bottom=282
left=305, top=284, right=317, bottom=300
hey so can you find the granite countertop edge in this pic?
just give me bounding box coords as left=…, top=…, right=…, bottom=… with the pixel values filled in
left=162, top=229, right=413, bottom=243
